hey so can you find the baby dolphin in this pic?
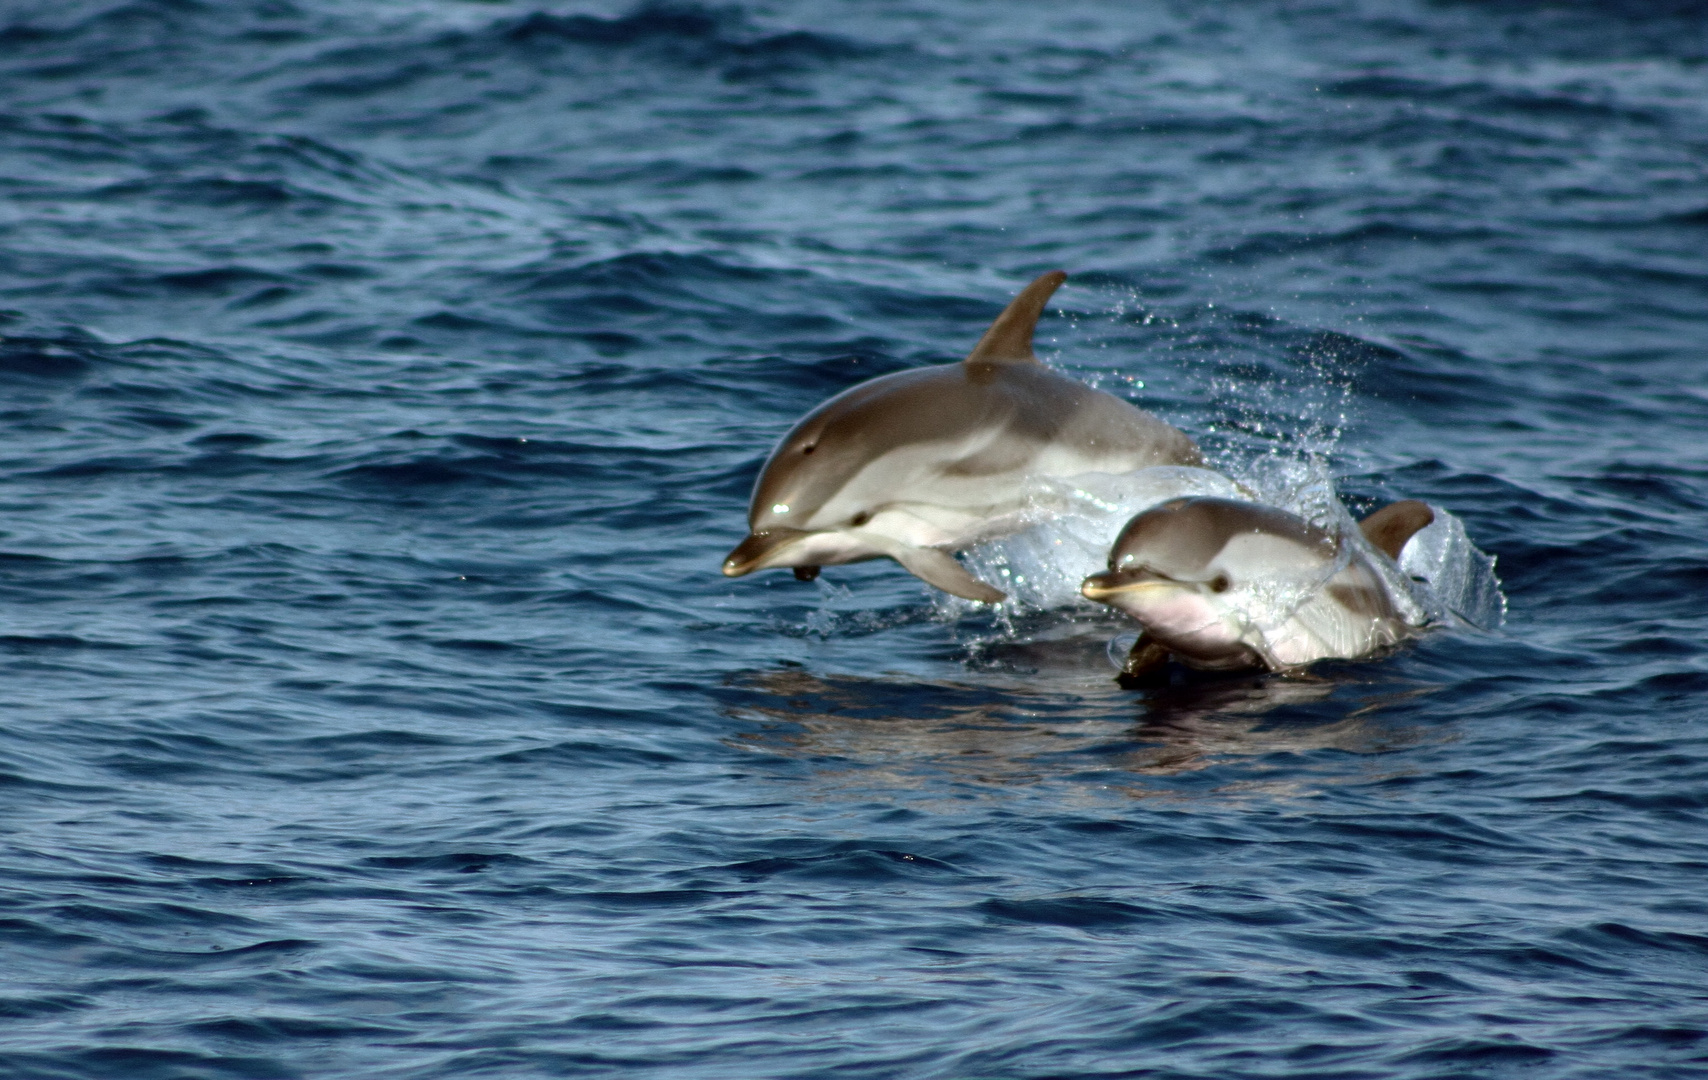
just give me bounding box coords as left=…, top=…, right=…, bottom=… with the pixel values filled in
left=1081, top=497, right=1435, bottom=676
left=722, top=271, right=1201, bottom=602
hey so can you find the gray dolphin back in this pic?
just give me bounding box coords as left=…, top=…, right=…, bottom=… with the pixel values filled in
left=747, top=272, right=1197, bottom=532
left=1109, top=497, right=1332, bottom=576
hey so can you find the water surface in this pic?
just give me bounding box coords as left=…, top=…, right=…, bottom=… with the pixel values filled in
left=2, top=1, right=1707, bottom=1077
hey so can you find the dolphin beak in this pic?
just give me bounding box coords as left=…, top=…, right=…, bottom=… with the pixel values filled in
left=1080, top=568, right=1173, bottom=602
left=722, top=528, right=811, bottom=577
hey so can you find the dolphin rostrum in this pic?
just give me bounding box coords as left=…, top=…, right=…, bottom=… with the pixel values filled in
left=722, top=271, right=1202, bottom=602
left=1080, top=497, right=1436, bottom=678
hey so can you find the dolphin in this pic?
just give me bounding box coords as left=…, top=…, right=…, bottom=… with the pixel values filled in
left=1080, top=497, right=1435, bottom=678
left=722, top=271, right=1201, bottom=603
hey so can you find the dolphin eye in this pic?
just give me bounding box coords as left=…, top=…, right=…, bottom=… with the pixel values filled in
left=851, top=511, right=870, bottom=526
left=1209, top=574, right=1231, bottom=593
left=802, top=445, right=816, bottom=455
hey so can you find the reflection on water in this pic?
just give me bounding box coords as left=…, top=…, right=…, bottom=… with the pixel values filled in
left=1124, top=678, right=1442, bottom=775
left=722, top=639, right=1445, bottom=796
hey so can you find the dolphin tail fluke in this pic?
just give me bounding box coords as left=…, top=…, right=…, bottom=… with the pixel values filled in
left=892, top=546, right=1007, bottom=603
left=964, top=270, right=1067, bottom=366
left=1359, top=499, right=1434, bottom=560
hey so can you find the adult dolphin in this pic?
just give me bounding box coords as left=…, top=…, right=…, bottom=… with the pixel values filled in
left=722, top=271, right=1201, bottom=603
left=1080, top=497, right=1435, bottom=679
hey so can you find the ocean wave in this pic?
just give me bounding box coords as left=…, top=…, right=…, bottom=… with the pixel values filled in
left=0, top=1, right=1705, bottom=1077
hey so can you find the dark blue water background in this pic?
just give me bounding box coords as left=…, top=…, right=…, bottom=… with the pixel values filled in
left=2, top=1, right=1707, bottom=1076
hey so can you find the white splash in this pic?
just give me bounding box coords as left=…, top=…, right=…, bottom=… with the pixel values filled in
left=1399, top=505, right=1507, bottom=630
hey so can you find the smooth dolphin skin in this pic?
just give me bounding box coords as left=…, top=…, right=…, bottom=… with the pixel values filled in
left=722, top=271, right=1201, bottom=603
left=1081, top=497, right=1436, bottom=678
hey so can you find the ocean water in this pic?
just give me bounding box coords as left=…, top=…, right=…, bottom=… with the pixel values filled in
left=2, top=1, right=1707, bottom=1077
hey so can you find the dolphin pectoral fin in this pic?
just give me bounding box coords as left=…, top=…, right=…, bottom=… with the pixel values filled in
left=1116, top=634, right=1172, bottom=689
left=891, top=546, right=1007, bottom=603
left=843, top=528, right=1006, bottom=602
left=1359, top=500, right=1434, bottom=560
left=964, top=270, right=1067, bottom=366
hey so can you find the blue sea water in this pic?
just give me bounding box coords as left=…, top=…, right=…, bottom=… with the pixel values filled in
left=2, top=1, right=1707, bottom=1076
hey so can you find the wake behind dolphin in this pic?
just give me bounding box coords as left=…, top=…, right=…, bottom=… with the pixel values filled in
left=722, top=271, right=1201, bottom=602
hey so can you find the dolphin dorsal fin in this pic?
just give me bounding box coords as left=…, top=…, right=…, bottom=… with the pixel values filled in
left=1359, top=499, right=1434, bottom=560
left=964, top=270, right=1067, bottom=366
